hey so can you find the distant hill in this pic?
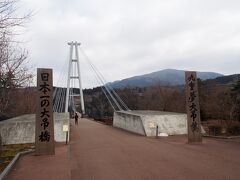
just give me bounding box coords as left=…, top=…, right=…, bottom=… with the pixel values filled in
left=109, top=69, right=223, bottom=88
left=202, top=74, right=240, bottom=85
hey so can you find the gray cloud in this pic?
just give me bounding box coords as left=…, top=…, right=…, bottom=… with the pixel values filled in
left=20, top=0, right=240, bottom=88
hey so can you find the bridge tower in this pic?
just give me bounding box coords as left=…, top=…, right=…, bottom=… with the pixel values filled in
left=65, top=41, right=85, bottom=114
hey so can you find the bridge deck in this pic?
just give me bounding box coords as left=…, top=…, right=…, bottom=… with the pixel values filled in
left=70, top=118, right=240, bottom=180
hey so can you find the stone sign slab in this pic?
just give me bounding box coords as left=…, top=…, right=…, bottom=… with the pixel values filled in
left=149, top=122, right=156, bottom=128
left=35, top=68, right=55, bottom=155
left=185, top=71, right=202, bottom=143
left=63, top=125, right=69, bottom=132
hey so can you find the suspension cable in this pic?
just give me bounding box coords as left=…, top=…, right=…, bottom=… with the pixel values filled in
left=80, top=48, right=130, bottom=111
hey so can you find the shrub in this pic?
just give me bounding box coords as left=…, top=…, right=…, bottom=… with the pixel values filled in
left=227, top=125, right=240, bottom=135
left=208, top=126, right=222, bottom=136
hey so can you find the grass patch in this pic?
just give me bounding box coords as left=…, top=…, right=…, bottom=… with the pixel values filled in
left=0, top=144, right=34, bottom=173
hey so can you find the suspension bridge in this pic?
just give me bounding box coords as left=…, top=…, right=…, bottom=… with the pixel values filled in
left=52, top=41, right=130, bottom=116
left=51, top=41, right=189, bottom=137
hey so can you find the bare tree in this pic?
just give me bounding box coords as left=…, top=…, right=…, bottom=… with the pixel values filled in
left=0, top=0, right=32, bottom=118
left=230, top=79, right=240, bottom=121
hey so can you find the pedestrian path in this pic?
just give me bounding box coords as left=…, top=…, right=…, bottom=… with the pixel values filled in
left=6, top=118, right=240, bottom=180
left=6, top=143, right=70, bottom=180
left=70, top=118, right=240, bottom=180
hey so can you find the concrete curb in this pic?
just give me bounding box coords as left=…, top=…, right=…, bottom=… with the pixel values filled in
left=0, top=149, right=34, bottom=180
left=203, top=135, right=240, bottom=139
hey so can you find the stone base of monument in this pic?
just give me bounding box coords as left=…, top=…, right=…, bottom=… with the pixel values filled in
left=113, top=110, right=189, bottom=136
left=0, top=113, right=70, bottom=145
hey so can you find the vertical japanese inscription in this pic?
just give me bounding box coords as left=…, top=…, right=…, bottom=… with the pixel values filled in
left=185, top=71, right=202, bottom=143
left=35, top=68, right=55, bottom=155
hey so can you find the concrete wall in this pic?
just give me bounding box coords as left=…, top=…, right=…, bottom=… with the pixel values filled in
left=113, top=111, right=188, bottom=137
left=141, top=114, right=187, bottom=136
left=53, top=113, right=70, bottom=142
left=113, top=111, right=146, bottom=135
left=0, top=113, right=70, bottom=144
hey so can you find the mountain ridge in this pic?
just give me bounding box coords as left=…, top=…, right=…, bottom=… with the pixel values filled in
left=109, top=69, right=224, bottom=88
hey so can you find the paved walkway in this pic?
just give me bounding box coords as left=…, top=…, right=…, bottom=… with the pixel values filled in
left=70, top=118, right=240, bottom=180
left=6, top=118, right=240, bottom=180
left=6, top=143, right=70, bottom=180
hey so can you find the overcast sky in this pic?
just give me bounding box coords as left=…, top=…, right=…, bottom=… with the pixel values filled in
left=18, top=0, right=240, bottom=88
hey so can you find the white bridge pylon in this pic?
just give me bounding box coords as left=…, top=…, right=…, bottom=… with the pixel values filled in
left=65, top=41, right=85, bottom=114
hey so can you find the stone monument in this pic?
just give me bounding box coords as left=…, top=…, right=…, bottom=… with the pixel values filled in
left=0, top=135, right=2, bottom=155
left=185, top=71, right=202, bottom=143
left=35, top=68, right=55, bottom=155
